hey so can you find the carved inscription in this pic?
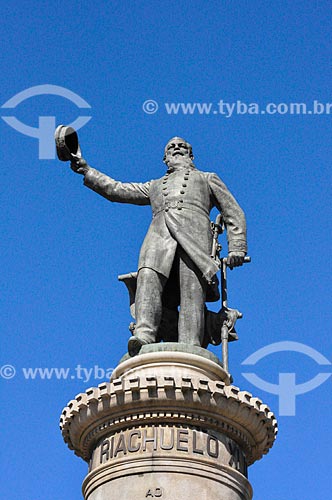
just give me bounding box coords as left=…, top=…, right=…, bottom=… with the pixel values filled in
left=226, top=438, right=248, bottom=476
left=99, top=426, right=219, bottom=463
left=91, top=425, right=247, bottom=476
left=146, top=488, right=163, bottom=497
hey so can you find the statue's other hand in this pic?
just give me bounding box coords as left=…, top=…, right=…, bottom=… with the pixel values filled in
left=227, top=252, right=246, bottom=270
left=70, top=155, right=90, bottom=175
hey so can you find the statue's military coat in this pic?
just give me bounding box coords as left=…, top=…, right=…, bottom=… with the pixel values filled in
left=84, top=167, right=247, bottom=283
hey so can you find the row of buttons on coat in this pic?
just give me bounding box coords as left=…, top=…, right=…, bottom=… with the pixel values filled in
left=163, top=170, right=191, bottom=211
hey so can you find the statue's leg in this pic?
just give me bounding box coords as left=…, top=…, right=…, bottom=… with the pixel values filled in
left=131, top=267, right=166, bottom=350
left=178, top=248, right=207, bottom=346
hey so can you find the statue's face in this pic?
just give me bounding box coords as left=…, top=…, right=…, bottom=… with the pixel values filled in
left=165, top=138, right=191, bottom=160
left=166, top=140, right=189, bottom=158
left=164, top=137, right=193, bottom=166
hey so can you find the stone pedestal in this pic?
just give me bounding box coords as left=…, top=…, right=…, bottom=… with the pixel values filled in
left=60, top=345, right=277, bottom=499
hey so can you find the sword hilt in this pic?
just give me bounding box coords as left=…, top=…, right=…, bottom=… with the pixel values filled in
left=222, top=256, right=251, bottom=266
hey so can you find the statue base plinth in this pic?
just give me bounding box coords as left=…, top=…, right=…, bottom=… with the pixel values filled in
left=60, top=349, right=277, bottom=500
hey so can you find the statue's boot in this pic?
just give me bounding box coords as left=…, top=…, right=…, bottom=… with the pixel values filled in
left=128, top=336, right=149, bottom=357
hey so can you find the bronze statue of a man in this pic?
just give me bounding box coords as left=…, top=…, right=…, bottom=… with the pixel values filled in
left=70, top=137, right=247, bottom=356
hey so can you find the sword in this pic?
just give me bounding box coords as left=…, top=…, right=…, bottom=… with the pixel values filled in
left=221, top=256, right=251, bottom=373
left=210, top=214, right=250, bottom=374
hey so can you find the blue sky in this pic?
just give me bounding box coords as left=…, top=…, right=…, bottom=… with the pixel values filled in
left=1, top=1, right=331, bottom=499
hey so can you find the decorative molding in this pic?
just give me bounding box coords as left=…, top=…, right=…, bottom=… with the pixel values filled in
left=60, top=374, right=277, bottom=465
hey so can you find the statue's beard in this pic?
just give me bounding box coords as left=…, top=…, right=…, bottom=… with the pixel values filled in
left=165, top=155, right=195, bottom=172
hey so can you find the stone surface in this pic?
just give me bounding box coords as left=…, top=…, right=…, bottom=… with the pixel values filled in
left=118, top=342, right=224, bottom=366
left=85, top=460, right=251, bottom=500
left=60, top=351, right=277, bottom=499
left=114, top=347, right=231, bottom=386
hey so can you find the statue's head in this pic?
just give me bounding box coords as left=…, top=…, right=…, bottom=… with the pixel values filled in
left=163, top=137, right=195, bottom=170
